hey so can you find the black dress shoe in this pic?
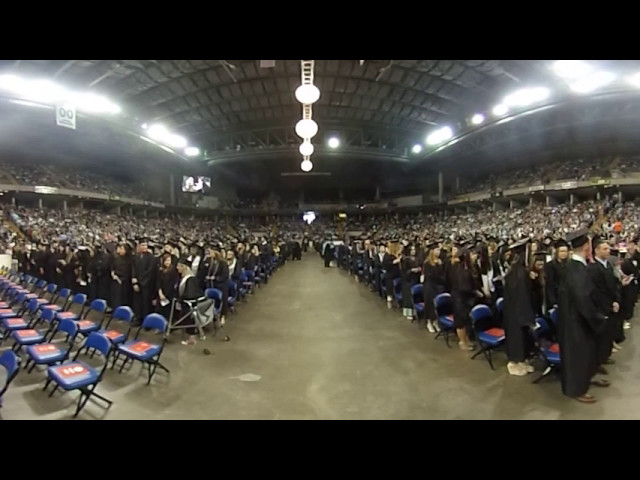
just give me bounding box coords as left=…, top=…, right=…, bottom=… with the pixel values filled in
left=597, top=366, right=609, bottom=375
left=604, top=358, right=616, bottom=365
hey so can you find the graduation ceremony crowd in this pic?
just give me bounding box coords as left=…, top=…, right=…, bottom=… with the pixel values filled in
left=318, top=195, right=640, bottom=403
left=5, top=206, right=307, bottom=346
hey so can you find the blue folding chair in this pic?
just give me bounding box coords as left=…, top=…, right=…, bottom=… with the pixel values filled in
left=24, top=319, right=79, bottom=374
left=411, top=284, right=424, bottom=319
left=11, top=307, right=57, bottom=353
left=98, top=306, right=134, bottom=346
left=531, top=317, right=560, bottom=384
left=434, top=293, right=455, bottom=347
left=113, top=313, right=170, bottom=384
left=44, top=332, right=113, bottom=418
left=56, top=293, right=87, bottom=324
left=42, top=283, right=58, bottom=303
left=0, top=351, right=20, bottom=408
left=77, top=298, right=106, bottom=336
left=470, top=304, right=505, bottom=370
left=41, top=287, right=71, bottom=314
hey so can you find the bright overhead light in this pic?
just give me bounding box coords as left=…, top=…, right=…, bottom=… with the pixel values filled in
left=570, top=71, right=616, bottom=94
left=0, top=74, right=22, bottom=91
left=492, top=104, right=508, bottom=116
left=167, top=134, right=187, bottom=149
left=147, top=124, right=169, bottom=141
left=141, top=123, right=148, bottom=129
left=328, top=137, right=340, bottom=148
left=69, top=92, right=121, bottom=114
left=426, top=126, right=453, bottom=145
left=299, top=140, right=314, bottom=156
left=471, top=113, right=485, bottom=125
left=627, top=73, right=640, bottom=88
left=184, top=147, right=200, bottom=157
left=27, top=80, right=67, bottom=103
left=301, top=159, right=313, bottom=172
left=503, top=87, right=550, bottom=107
left=553, top=60, right=593, bottom=80
left=295, top=119, right=318, bottom=139
left=412, top=144, right=422, bottom=154
left=295, top=84, right=321, bottom=104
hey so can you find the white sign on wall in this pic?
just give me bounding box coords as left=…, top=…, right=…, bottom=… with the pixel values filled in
left=56, top=104, right=76, bottom=129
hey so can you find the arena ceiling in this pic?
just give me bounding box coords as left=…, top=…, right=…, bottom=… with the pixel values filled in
left=3, top=60, right=640, bottom=195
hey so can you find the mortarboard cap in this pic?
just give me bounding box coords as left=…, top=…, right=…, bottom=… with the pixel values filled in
left=177, top=257, right=192, bottom=267
left=554, top=238, right=569, bottom=249
left=566, top=229, right=590, bottom=249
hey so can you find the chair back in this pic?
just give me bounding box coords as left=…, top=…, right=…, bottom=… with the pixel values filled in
left=434, top=293, right=453, bottom=317
left=54, top=318, right=80, bottom=344
left=495, top=297, right=504, bottom=315
left=0, top=350, right=20, bottom=398
left=549, top=308, right=558, bottom=325
left=470, top=304, right=495, bottom=331
left=56, top=288, right=71, bottom=307
left=411, top=284, right=423, bottom=304
left=141, top=313, right=168, bottom=334
left=112, top=306, right=134, bottom=323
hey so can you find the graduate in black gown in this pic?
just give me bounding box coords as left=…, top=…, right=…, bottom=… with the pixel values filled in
left=587, top=239, right=621, bottom=371
left=529, top=252, right=546, bottom=316
left=503, top=239, right=536, bottom=376
left=544, top=239, right=569, bottom=310
left=400, top=245, right=421, bottom=321
left=422, top=243, right=445, bottom=333
left=111, top=242, right=133, bottom=314
left=558, top=229, right=608, bottom=403
left=93, top=242, right=112, bottom=304
left=156, top=253, right=179, bottom=319
left=132, top=239, right=157, bottom=323
left=450, top=246, right=482, bottom=351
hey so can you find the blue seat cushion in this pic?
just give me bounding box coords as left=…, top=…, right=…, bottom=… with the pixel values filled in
left=99, top=329, right=126, bottom=344
left=2, top=317, right=28, bottom=330
left=118, top=340, right=161, bottom=361
left=545, top=343, right=561, bottom=364
left=478, top=327, right=506, bottom=346
left=0, top=309, right=17, bottom=319
left=12, top=329, right=45, bottom=344
left=48, top=361, right=98, bottom=390
left=57, top=311, right=79, bottom=321
left=439, top=315, right=454, bottom=327
left=415, top=302, right=424, bottom=313
left=27, top=343, right=67, bottom=364
left=76, top=320, right=99, bottom=334
left=42, top=305, right=62, bottom=312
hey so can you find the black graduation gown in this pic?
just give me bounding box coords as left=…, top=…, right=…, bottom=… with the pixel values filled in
left=400, top=256, right=420, bottom=309
left=450, top=264, right=475, bottom=329
left=620, top=258, right=636, bottom=320
left=156, top=267, right=179, bottom=319
left=111, top=255, right=133, bottom=308
left=503, top=262, right=536, bottom=363
left=384, top=255, right=401, bottom=300
left=132, top=252, right=157, bottom=320
left=94, top=252, right=112, bottom=303
left=558, top=259, right=607, bottom=398
left=544, top=259, right=566, bottom=309
left=587, top=260, right=621, bottom=365
left=423, top=261, right=445, bottom=320
left=529, top=271, right=544, bottom=316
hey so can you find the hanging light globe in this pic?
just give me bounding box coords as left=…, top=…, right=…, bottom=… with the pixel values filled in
left=300, top=159, right=313, bottom=172
left=299, top=140, right=314, bottom=156
left=295, top=119, right=318, bottom=139
left=295, top=84, right=321, bottom=104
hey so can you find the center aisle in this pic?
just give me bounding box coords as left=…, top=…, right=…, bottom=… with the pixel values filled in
left=5, top=253, right=638, bottom=419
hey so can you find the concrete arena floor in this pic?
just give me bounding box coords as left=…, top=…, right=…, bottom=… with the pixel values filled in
left=1, top=253, right=638, bottom=420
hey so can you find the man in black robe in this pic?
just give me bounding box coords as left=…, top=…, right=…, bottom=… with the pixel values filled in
left=503, top=238, right=536, bottom=376
left=93, top=242, right=112, bottom=305
left=111, top=242, right=133, bottom=311
left=588, top=239, right=621, bottom=370
left=558, top=229, right=608, bottom=403
left=545, top=239, right=569, bottom=310
left=132, top=239, right=157, bottom=323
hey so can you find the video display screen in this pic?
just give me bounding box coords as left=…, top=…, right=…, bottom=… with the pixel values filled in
left=182, top=176, right=211, bottom=193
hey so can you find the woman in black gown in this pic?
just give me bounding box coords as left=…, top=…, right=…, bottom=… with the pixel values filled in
left=451, top=247, right=483, bottom=350
left=400, top=245, right=422, bottom=321
left=423, top=243, right=446, bottom=333
left=156, top=253, right=179, bottom=319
